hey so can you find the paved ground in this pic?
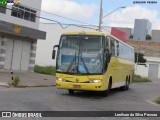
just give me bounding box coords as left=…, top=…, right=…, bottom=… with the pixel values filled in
left=0, top=70, right=160, bottom=119
left=0, top=70, right=55, bottom=87
left=0, top=80, right=160, bottom=119
left=1, top=82, right=160, bottom=111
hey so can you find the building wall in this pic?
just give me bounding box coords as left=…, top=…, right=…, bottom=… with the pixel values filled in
left=116, top=27, right=160, bottom=43
left=0, top=0, right=45, bottom=71
left=29, top=41, right=37, bottom=71
left=19, top=39, right=31, bottom=71
left=0, top=35, right=7, bottom=69
left=116, top=27, right=132, bottom=40
left=135, top=63, right=160, bottom=79
left=0, top=0, right=41, bottom=29
left=152, top=30, right=160, bottom=42
left=0, top=33, right=37, bottom=71
left=133, top=19, right=152, bottom=41
left=146, top=20, right=152, bottom=35
left=135, top=57, right=160, bottom=79
left=127, top=40, right=160, bottom=57
left=148, top=62, right=160, bottom=79
left=135, top=63, right=149, bottom=77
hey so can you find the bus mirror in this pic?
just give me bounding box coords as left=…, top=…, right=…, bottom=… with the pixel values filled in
left=52, top=45, right=59, bottom=59
left=105, top=48, right=109, bottom=54
left=105, top=49, right=111, bottom=63
left=53, top=45, right=59, bottom=49
left=52, top=50, right=56, bottom=59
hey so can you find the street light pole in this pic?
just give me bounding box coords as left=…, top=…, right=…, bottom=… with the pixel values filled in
left=103, top=6, right=126, bottom=19
left=98, top=0, right=103, bottom=31
left=98, top=5, right=126, bottom=32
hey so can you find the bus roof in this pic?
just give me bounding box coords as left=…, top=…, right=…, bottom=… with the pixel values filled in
left=62, top=31, right=134, bottom=50
left=62, top=31, right=108, bottom=36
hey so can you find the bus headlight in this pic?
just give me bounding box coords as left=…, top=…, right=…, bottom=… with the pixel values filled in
left=56, top=77, right=66, bottom=82
left=89, top=79, right=102, bottom=83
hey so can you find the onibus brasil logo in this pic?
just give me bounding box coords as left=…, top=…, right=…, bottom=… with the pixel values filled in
left=0, top=0, right=20, bottom=6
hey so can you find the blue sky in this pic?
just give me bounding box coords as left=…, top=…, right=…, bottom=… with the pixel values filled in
left=41, top=0, right=160, bottom=29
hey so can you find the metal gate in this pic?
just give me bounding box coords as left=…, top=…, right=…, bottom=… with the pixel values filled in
left=148, top=64, right=159, bottom=78
left=4, top=38, right=31, bottom=71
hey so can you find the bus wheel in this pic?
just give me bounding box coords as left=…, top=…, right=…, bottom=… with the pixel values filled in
left=101, top=81, right=111, bottom=97
left=68, top=90, right=74, bottom=94
left=120, top=85, right=126, bottom=91
left=121, top=80, right=128, bottom=91
left=126, top=80, right=130, bottom=90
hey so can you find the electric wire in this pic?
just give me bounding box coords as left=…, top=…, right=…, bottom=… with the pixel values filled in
left=0, top=5, right=101, bottom=31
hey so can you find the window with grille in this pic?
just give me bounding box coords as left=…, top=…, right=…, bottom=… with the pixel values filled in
left=11, top=5, right=36, bottom=22
left=0, top=6, right=6, bottom=14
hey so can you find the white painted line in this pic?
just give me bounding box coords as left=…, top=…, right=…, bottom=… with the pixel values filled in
left=146, top=100, right=160, bottom=106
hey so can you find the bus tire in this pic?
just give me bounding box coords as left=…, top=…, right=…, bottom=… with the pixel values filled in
left=120, top=84, right=126, bottom=91
left=68, top=90, right=74, bottom=94
left=126, top=80, right=130, bottom=90
left=101, top=80, right=112, bottom=97
left=121, top=79, right=128, bottom=91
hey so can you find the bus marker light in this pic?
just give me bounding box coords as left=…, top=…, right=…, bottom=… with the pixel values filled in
left=56, top=77, right=66, bottom=82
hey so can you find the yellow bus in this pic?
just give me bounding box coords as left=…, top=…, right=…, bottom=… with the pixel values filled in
left=52, top=32, right=135, bottom=96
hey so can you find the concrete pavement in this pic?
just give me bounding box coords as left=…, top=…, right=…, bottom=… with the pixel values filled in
left=0, top=82, right=160, bottom=111
left=0, top=70, right=56, bottom=87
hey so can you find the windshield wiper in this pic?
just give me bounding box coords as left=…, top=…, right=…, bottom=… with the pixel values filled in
left=79, top=51, right=90, bottom=74
left=66, top=52, right=77, bottom=73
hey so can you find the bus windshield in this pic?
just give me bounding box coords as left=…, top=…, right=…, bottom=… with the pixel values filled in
left=57, top=35, right=104, bottom=74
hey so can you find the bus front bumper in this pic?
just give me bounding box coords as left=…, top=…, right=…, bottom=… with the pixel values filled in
left=56, top=80, right=105, bottom=91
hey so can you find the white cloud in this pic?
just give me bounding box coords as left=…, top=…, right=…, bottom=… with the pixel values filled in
left=104, top=5, right=160, bottom=29
left=41, top=0, right=97, bottom=21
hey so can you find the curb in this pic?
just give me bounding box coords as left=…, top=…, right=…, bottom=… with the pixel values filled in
left=0, top=82, right=9, bottom=87
left=18, top=85, right=56, bottom=88
left=0, top=83, right=56, bottom=88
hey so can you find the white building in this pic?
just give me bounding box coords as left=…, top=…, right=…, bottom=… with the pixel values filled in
left=116, top=27, right=133, bottom=40
left=152, top=30, right=160, bottom=42
left=133, top=19, right=152, bottom=41
left=135, top=57, right=160, bottom=79
left=0, top=0, right=46, bottom=71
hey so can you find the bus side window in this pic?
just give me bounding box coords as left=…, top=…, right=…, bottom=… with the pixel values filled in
left=111, top=39, right=115, bottom=56
left=105, top=36, right=110, bottom=53
left=103, top=37, right=111, bottom=72
left=116, top=41, right=119, bottom=56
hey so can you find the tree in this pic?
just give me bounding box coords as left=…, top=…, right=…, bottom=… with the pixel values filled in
left=135, top=53, right=146, bottom=63
left=146, top=35, right=152, bottom=40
